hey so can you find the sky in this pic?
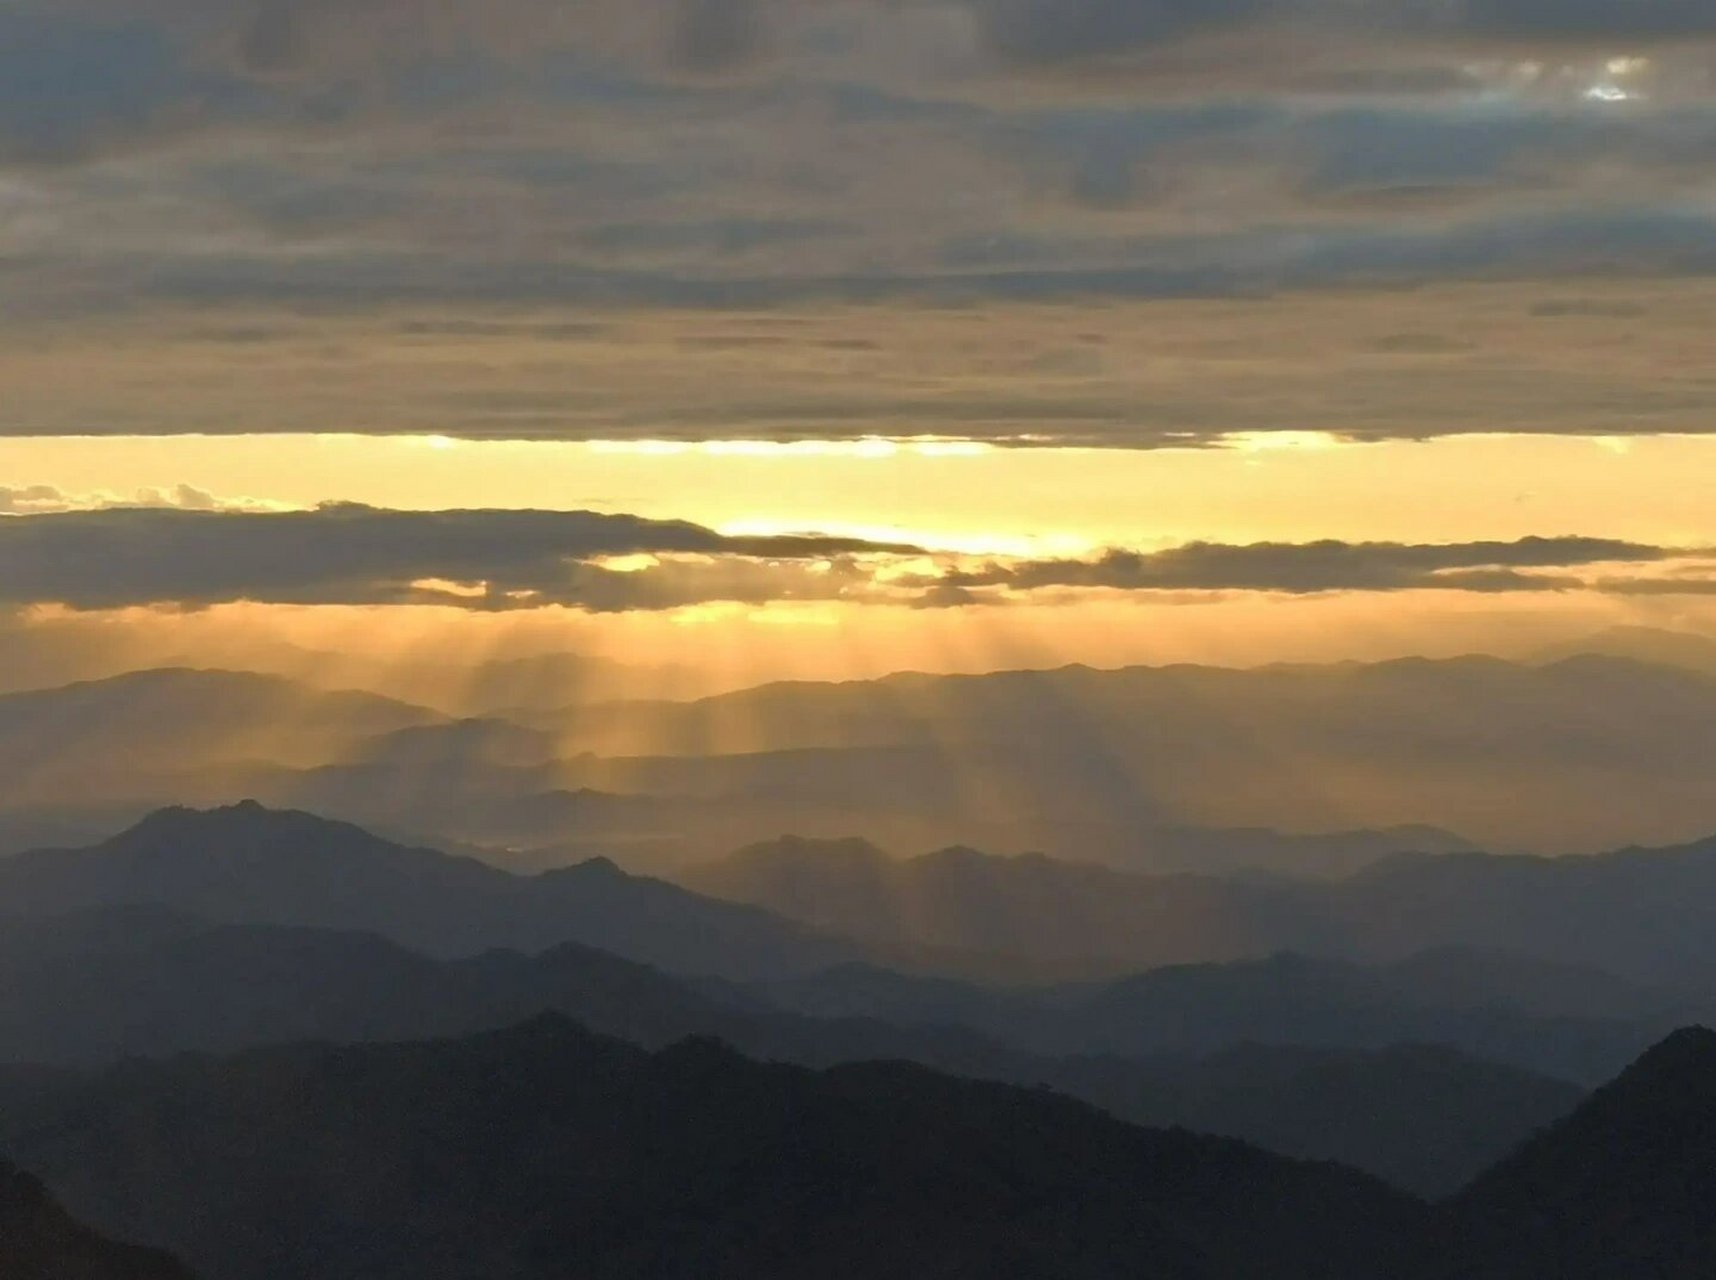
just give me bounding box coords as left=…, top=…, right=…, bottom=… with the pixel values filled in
left=8, top=0, right=1716, bottom=679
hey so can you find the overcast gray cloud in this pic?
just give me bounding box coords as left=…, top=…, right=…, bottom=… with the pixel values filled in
left=975, top=0, right=1716, bottom=62
left=5, top=0, right=1716, bottom=444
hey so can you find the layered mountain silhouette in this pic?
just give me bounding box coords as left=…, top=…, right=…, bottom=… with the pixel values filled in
left=0, top=1016, right=1428, bottom=1280
left=0, top=801, right=1711, bottom=1269
left=685, top=837, right=1286, bottom=967
left=748, top=950, right=1700, bottom=1083
left=0, top=804, right=864, bottom=979
left=496, top=654, right=1716, bottom=851
left=0, top=905, right=1581, bottom=1194
left=126, top=733, right=1472, bottom=880
left=17, top=654, right=1716, bottom=867
left=687, top=832, right=1716, bottom=989
left=0, top=1157, right=192, bottom=1279
left=0, top=906, right=942, bottom=1071
left=0, top=669, right=440, bottom=809
left=1530, top=625, right=1716, bottom=676
left=333, top=650, right=718, bottom=717
left=1029, top=952, right=1690, bottom=1072
left=3, top=1018, right=1713, bottom=1278
left=6, top=803, right=1715, bottom=1040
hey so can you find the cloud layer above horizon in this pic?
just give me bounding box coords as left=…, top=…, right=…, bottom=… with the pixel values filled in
left=4, top=502, right=1714, bottom=612
left=7, top=0, right=1716, bottom=445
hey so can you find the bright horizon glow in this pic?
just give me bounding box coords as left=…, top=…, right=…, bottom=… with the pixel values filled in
left=8, top=431, right=1716, bottom=551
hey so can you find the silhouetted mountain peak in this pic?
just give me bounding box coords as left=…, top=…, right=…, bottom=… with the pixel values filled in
left=48, top=666, right=281, bottom=695
left=567, top=855, right=626, bottom=878
left=1605, top=1026, right=1716, bottom=1100
left=111, top=802, right=403, bottom=862
left=484, top=1009, right=593, bottom=1044
left=126, top=800, right=340, bottom=838
left=3, top=806, right=863, bottom=979
left=655, top=1033, right=748, bottom=1074
left=915, top=844, right=997, bottom=869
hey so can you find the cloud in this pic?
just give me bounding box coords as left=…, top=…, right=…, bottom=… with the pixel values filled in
left=0, top=507, right=1711, bottom=612
left=971, top=0, right=1716, bottom=64
left=938, top=537, right=1699, bottom=597
left=0, top=8, right=264, bottom=165
left=8, top=0, right=1716, bottom=446
left=978, top=0, right=1276, bottom=65
left=671, top=0, right=766, bottom=73
left=0, top=504, right=920, bottom=612
left=1454, top=0, right=1716, bottom=42
left=81, top=205, right=1716, bottom=314
left=9, top=278, right=1716, bottom=447
left=0, top=484, right=284, bottom=516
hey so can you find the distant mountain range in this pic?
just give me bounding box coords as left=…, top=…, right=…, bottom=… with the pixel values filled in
left=492, top=652, right=1716, bottom=851
left=3, top=1018, right=1713, bottom=1278
left=231, top=651, right=1716, bottom=855
left=684, top=837, right=1292, bottom=968
left=742, top=951, right=1697, bottom=1085
left=0, top=633, right=717, bottom=714
left=1529, top=625, right=1716, bottom=675
left=0, top=804, right=863, bottom=980
left=0, top=667, right=1483, bottom=876
left=0, top=669, right=440, bottom=810
left=687, top=832, right=1716, bottom=989
left=16, top=650, right=1716, bottom=864
left=11, top=800, right=1716, bottom=1002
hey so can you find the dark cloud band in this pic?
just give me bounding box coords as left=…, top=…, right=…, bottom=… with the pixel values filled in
left=943, top=537, right=1687, bottom=596
left=0, top=507, right=1709, bottom=611
left=0, top=505, right=917, bottom=612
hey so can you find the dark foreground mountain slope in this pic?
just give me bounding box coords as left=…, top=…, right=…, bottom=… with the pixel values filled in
left=1442, top=1026, right=1716, bottom=1278
left=0, top=804, right=864, bottom=979
left=1, top=1017, right=1429, bottom=1280
left=5, top=1018, right=1716, bottom=1279
left=0, top=1158, right=192, bottom=1279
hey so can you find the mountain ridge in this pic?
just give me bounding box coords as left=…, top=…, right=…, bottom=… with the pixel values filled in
left=0, top=1013, right=1432, bottom=1280
left=0, top=803, right=868, bottom=980
left=0, top=902, right=1588, bottom=1194
left=4, top=1016, right=1714, bottom=1278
